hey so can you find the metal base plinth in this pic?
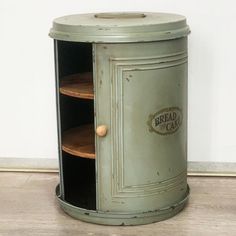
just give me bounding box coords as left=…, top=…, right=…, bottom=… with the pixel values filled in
left=56, top=184, right=189, bottom=226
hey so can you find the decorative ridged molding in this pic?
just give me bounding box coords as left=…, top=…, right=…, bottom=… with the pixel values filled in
left=109, top=51, right=188, bottom=70
left=110, top=52, right=188, bottom=198
left=114, top=171, right=187, bottom=198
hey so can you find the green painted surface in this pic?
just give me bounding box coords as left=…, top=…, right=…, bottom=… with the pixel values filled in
left=50, top=12, right=190, bottom=225
left=94, top=38, right=188, bottom=214
left=49, top=12, right=190, bottom=43
left=56, top=185, right=189, bottom=226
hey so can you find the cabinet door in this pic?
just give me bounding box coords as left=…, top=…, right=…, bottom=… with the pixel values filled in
left=93, top=39, right=188, bottom=212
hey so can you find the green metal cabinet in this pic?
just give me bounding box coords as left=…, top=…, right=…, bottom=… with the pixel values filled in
left=49, top=12, right=190, bottom=225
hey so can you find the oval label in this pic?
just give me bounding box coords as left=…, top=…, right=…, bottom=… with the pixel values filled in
left=148, top=107, right=183, bottom=135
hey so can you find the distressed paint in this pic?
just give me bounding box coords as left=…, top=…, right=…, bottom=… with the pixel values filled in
left=56, top=185, right=189, bottom=226
left=49, top=12, right=190, bottom=43
left=94, top=40, right=188, bottom=213
left=50, top=12, right=190, bottom=225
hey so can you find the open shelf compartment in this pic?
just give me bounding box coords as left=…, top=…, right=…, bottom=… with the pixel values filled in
left=60, top=72, right=94, bottom=99
left=56, top=40, right=96, bottom=210
left=62, top=124, right=95, bottom=159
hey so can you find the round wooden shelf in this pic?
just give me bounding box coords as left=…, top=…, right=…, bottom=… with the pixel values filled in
left=62, top=124, right=95, bottom=159
left=60, top=72, right=94, bottom=99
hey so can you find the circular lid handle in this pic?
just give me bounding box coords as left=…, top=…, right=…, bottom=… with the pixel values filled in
left=96, top=125, right=108, bottom=137
left=94, top=13, right=146, bottom=19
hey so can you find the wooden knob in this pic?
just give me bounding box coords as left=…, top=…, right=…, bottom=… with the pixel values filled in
left=96, top=125, right=108, bottom=137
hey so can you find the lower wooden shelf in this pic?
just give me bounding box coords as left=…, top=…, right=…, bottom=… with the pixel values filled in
left=62, top=124, right=95, bottom=159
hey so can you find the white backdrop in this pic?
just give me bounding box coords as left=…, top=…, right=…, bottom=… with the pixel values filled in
left=0, top=0, right=235, bottom=165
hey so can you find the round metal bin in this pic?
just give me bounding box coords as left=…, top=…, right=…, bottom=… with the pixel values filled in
left=49, top=12, right=190, bottom=225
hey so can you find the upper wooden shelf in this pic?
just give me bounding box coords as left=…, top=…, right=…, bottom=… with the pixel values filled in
left=62, top=124, right=95, bottom=159
left=60, top=72, right=94, bottom=99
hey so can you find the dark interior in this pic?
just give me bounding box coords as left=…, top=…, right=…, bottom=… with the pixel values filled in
left=59, top=95, right=94, bottom=133
left=57, top=41, right=93, bottom=77
left=56, top=40, right=96, bottom=210
left=62, top=152, right=96, bottom=210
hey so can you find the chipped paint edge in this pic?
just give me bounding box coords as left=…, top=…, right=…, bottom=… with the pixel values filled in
left=55, top=184, right=189, bottom=225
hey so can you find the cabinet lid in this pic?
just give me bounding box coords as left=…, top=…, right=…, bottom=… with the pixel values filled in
left=49, top=12, right=190, bottom=43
